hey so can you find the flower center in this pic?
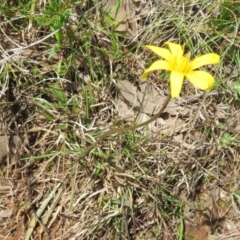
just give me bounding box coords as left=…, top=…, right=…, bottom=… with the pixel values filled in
left=172, top=56, right=190, bottom=74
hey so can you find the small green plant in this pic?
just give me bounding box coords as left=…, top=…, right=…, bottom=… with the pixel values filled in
left=231, top=80, right=240, bottom=99
left=219, top=132, right=237, bottom=148
left=36, top=0, right=74, bottom=58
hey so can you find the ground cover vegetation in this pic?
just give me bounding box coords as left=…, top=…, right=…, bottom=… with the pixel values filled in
left=0, top=0, right=240, bottom=239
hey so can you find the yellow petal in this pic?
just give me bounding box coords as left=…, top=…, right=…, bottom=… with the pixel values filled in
left=142, top=60, right=171, bottom=79
left=190, top=53, right=220, bottom=70
left=170, top=71, right=184, bottom=98
left=143, top=45, right=173, bottom=62
left=186, top=70, right=215, bottom=90
left=165, top=42, right=184, bottom=60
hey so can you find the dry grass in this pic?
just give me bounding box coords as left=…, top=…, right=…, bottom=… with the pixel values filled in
left=0, top=0, right=240, bottom=239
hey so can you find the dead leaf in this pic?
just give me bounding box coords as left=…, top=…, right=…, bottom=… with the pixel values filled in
left=116, top=80, right=178, bottom=115
left=114, top=97, right=153, bottom=131
left=233, top=125, right=240, bottom=135
left=101, top=0, right=129, bottom=32
left=0, top=177, right=12, bottom=195
left=161, top=117, right=188, bottom=135
left=115, top=80, right=195, bottom=136
left=116, top=80, right=181, bottom=116
left=101, top=0, right=150, bottom=38
left=0, top=135, right=8, bottom=162
left=0, top=209, right=11, bottom=221
left=114, top=98, right=135, bottom=120
left=185, top=224, right=208, bottom=240
left=183, top=198, right=209, bottom=240
left=116, top=80, right=139, bottom=107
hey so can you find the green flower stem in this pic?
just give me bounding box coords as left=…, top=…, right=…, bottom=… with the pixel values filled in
left=76, top=95, right=171, bottom=161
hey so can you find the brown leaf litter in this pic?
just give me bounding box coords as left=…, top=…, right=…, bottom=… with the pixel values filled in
left=0, top=110, right=19, bottom=165
left=182, top=177, right=240, bottom=240
left=115, top=80, right=193, bottom=135
left=0, top=1, right=239, bottom=239
left=101, top=0, right=151, bottom=38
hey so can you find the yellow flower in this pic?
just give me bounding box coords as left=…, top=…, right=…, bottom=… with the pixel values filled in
left=142, top=42, right=220, bottom=98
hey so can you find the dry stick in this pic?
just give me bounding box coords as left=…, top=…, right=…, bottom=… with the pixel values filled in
left=76, top=95, right=171, bottom=161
